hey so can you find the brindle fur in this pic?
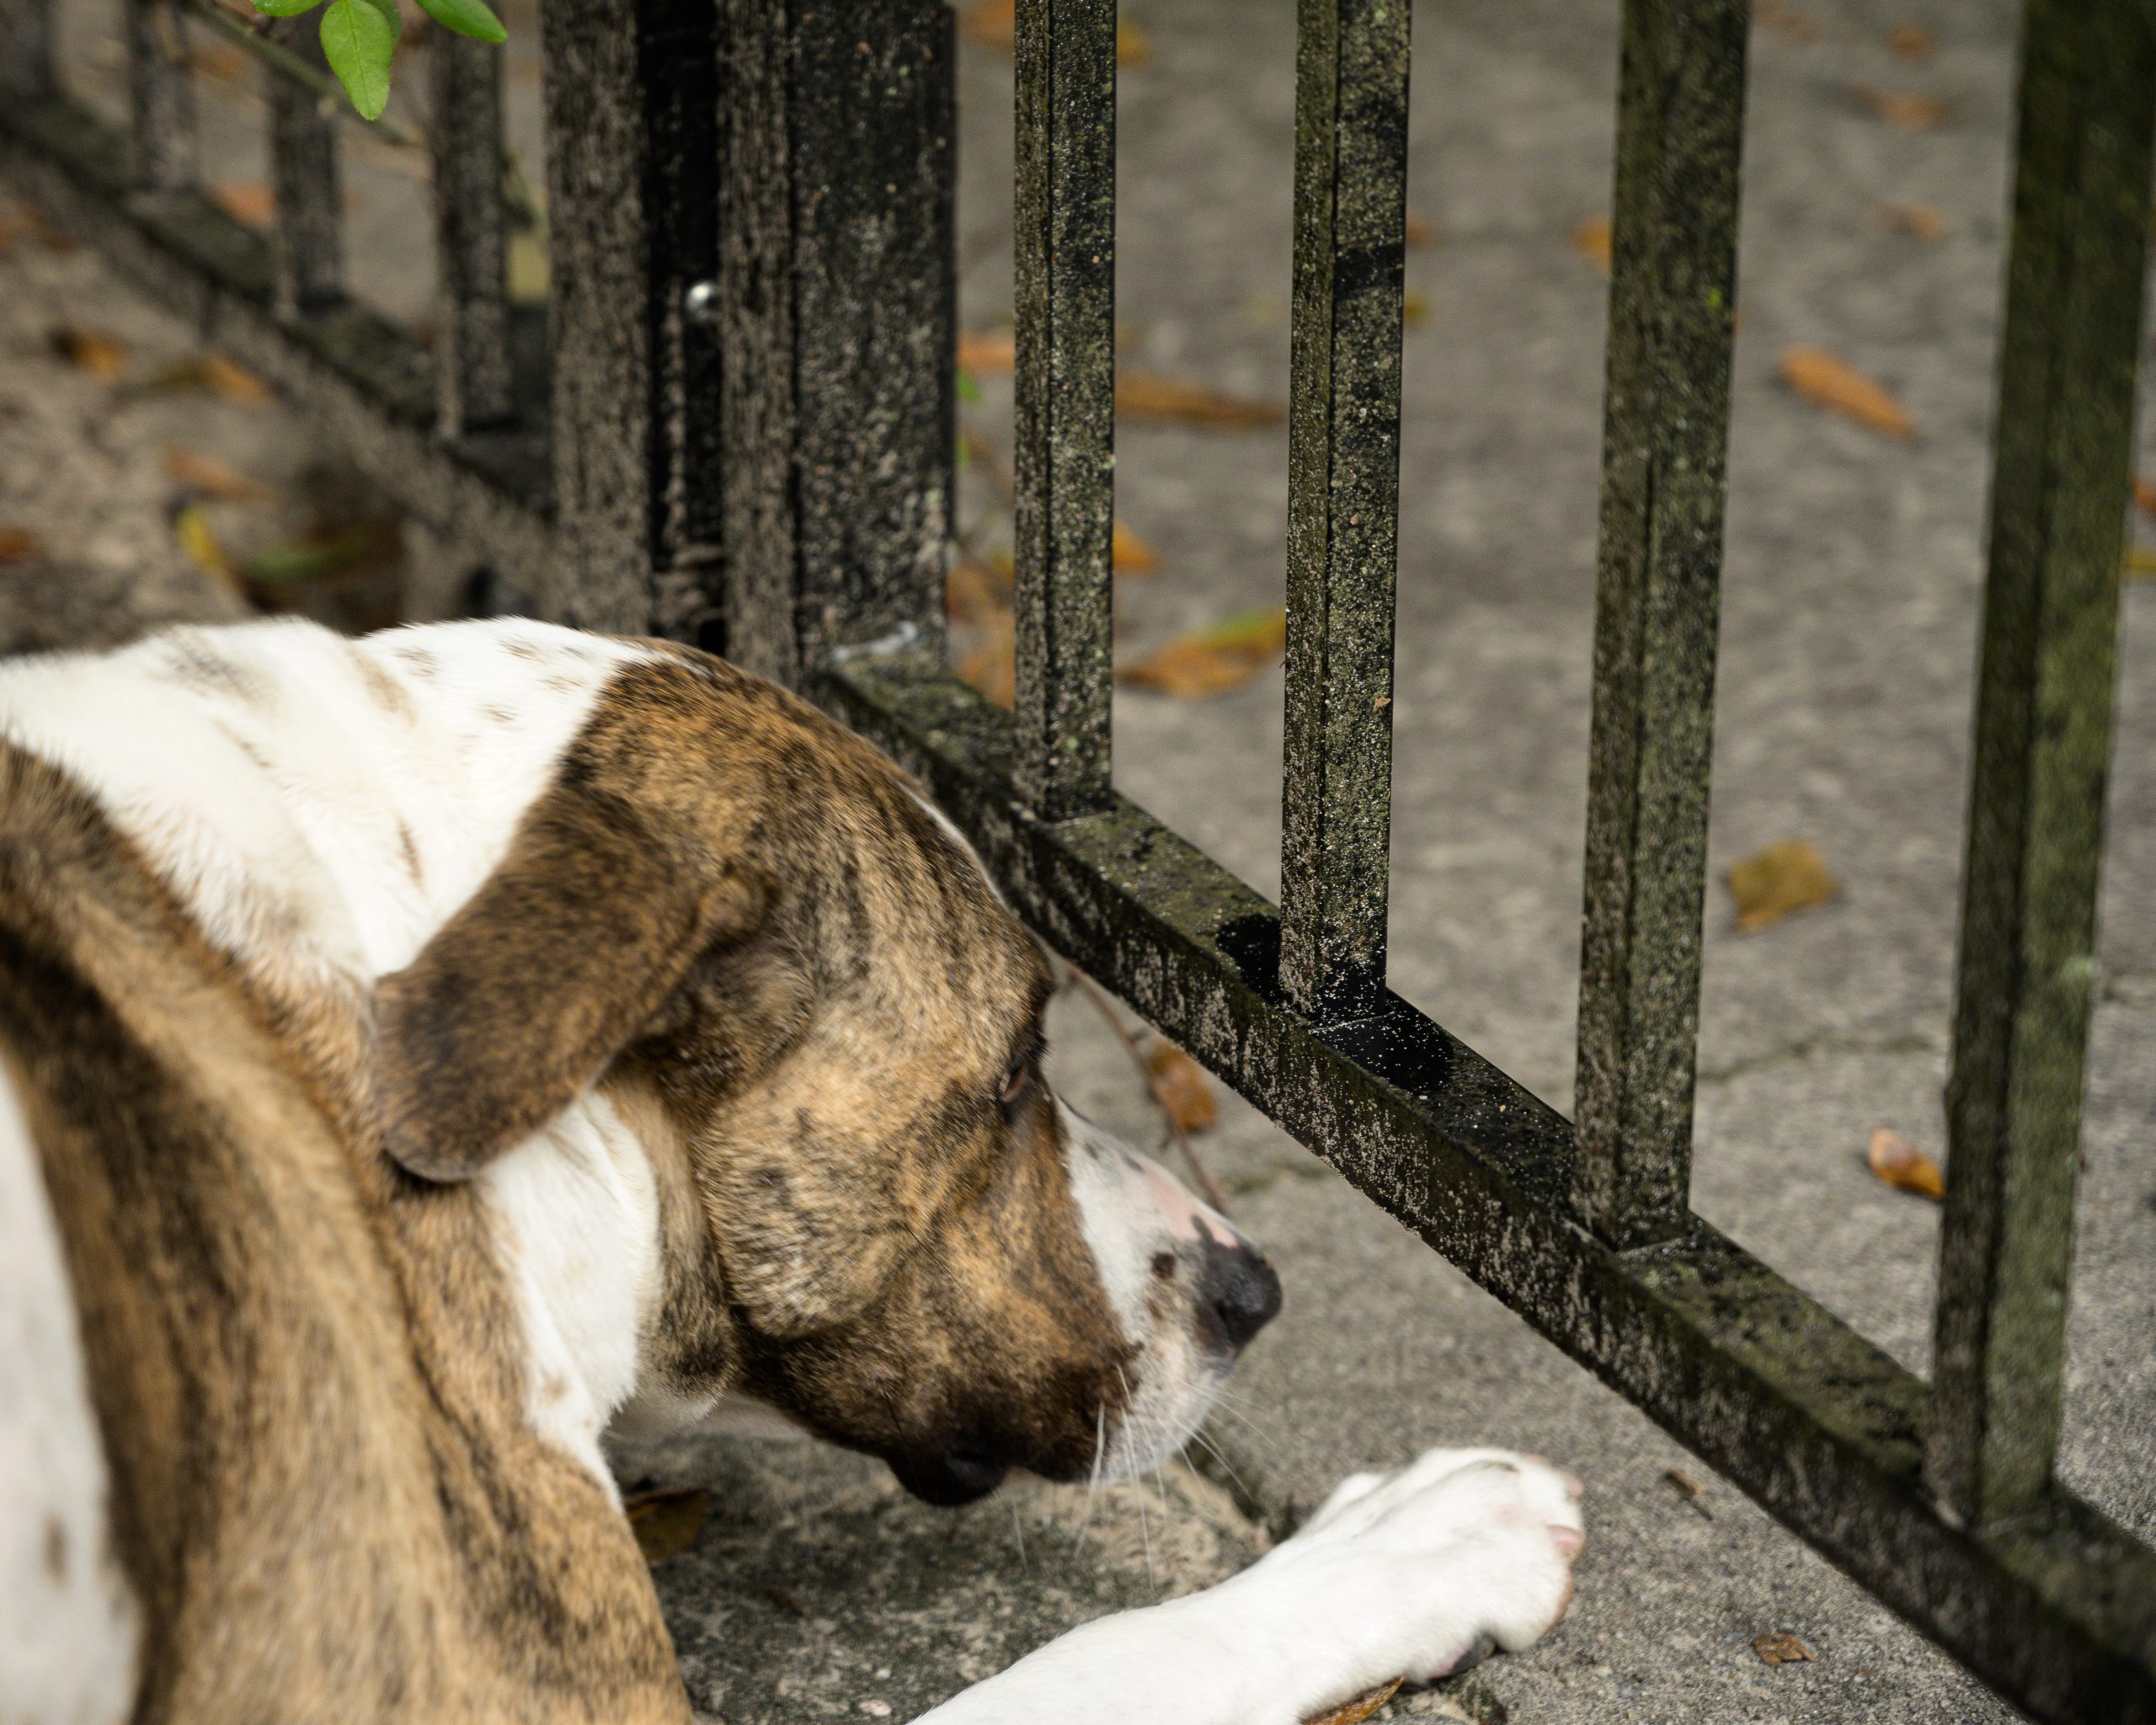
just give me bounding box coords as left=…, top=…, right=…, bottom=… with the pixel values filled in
left=2, top=646, right=1136, bottom=1722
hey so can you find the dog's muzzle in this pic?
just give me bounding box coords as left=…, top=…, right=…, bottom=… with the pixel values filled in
left=889, top=1447, right=1011, bottom=1507
left=1195, top=1234, right=1283, bottom=1355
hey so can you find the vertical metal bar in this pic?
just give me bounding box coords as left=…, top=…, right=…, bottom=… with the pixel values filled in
left=1929, top=0, right=2156, bottom=1529
left=1277, top=0, right=1408, bottom=1024
left=1011, top=0, right=1115, bottom=820
left=0, top=0, right=56, bottom=103
left=540, top=0, right=720, bottom=632
left=431, top=33, right=513, bottom=435
left=1571, top=0, right=1749, bottom=1249
left=722, top=0, right=954, bottom=688
left=266, top=19, right=344, bottom=315
left=125, top=0, right=195, bottom=195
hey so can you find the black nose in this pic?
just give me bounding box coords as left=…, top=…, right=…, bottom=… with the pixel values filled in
left=1197, top=1236, right=1283, bottom=1354
left=889, top=1447, right=1011, bottom=1507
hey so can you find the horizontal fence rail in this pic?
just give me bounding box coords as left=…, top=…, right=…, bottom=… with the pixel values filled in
left=4, top=0, right=2154, bottom=1721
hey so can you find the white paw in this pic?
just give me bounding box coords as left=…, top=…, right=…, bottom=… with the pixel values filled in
left=1246, top=1447, right=1585, bottom=1702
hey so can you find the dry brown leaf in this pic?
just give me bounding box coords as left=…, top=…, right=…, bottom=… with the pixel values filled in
left=1867, top=1127, right=1945, bottom=1201
left=1572, top=214, right=1612, bottom=272
left=962, top=1, right=1149, bottom=64
left=51, top=327, right=128, bottom=382
left=1756, top=0, right=1817, bottom=40
left=1145, top=1041, right=1218, bottom=1135
left=958, top=328, right=1016, bottom=377
left=1887, top=22, right=1934, bottom=60
left=1112, top=520, right=1159, bottom=574
left=1880, top=202, right=1945, bottom=240
left=2133, top=477, right=2156, bottom=519
left=163, top=446, right=270, bottom=502
left=1754, top=1633, right=1815, bottom=1668
left=209, top=181, right=275, bottom=228
left=200, top=353, right=272, bottom=406
left=1118, top=606, right=1287, bottom=699
left=1404, top=212, right=1439, bottom=248
left=625, top=1487, right=707, bottom=1565
left=3, top=200, right=73, bottom=255
left=960, top=0, right=1014, bottom=47
left=1303, top=1680, right=1404, bottom=1725
left=1728, top=837, right=1840, bottom=932
left=172, top=502, right=240, bottom=596
left=944, top=557, right=1011, bottom=625
left=0, top=526, right=40, bottom=563
left=1114, top=371, right=1285, bottom=430
left=189, top=40, right=251, bottom=83
left=958, top=610, right=1015, bottom=708
left=1852, top=84, right=1950, bottom=130
left=1778, top=347, right=1916, bottom=440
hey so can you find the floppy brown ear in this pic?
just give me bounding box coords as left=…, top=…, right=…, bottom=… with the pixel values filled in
left=376, top=780, right=765, bottom=1183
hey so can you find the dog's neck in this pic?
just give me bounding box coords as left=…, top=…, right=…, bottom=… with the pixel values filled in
left=0, top=617, right=678, bottom=1483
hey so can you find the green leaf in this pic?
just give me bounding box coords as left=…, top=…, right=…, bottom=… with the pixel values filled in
left=319, top=0, right=397, bottom=119
left=354, top=0, right=402, bottom=44
left=413, top=0, right=505, bottom=44
left=250, top=0, right=325, bottom=17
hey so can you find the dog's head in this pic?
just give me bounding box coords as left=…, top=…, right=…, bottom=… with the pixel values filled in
left=374, top=649, right=1278, bottom=1503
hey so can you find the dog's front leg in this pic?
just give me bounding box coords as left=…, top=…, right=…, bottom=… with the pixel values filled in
left=914, top=1448, right=1583, bottom=1725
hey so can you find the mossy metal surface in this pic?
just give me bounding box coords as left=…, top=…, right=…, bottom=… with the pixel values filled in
left=1931, top=0, right=2156, bottom=1529
left=825, top=650, right=2156, bottom=1725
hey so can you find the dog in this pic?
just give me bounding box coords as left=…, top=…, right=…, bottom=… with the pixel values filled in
left=0, top=616, right=1582, bottom=1724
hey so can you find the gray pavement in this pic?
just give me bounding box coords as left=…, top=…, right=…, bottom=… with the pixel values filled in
left=4, top=0, right=2154, bottom=1719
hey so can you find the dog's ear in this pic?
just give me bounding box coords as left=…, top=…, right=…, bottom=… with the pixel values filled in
left=376, top=775, right=766, bottom=1183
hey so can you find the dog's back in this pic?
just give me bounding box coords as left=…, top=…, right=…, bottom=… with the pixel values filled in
left=0, top=718, right=680, bottom=1722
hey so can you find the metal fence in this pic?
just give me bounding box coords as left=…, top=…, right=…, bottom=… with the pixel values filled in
left=3, top=0, right=2153, bottom=1718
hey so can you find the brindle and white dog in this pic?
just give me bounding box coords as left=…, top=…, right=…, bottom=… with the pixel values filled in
left=0, top=617, right=1583, bottom=1725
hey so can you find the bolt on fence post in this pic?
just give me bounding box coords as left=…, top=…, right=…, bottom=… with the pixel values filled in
left=540, top=0, right=721, bottom=635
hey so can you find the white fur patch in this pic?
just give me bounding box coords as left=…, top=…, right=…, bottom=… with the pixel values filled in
left=917, top=1448, right=1584, bottom=1725
left=0, top=617, right=653, bottom=985
left=481, top=1090, right=664, bottom=1493
left=0, top=618, right=670, bottom=1489
left=1059, top=1102, right=1239, bottom=1482
left=0, top=1067, right=139, bottom=1725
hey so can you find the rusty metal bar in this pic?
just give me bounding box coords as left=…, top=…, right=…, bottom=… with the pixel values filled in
left=125, top=0, right=195, bottom=195
left=1011, top=0, right=1116, bottom=819
left=265, top=19, right=343, bottom=315
left=1570, top=0, right=1750, bottom=1248
left=430, top=30, right=512, bottom=434
left=1929, top=0, right=2156, bottom=1529
left=1277, top=0, right=1409, bottom=1025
